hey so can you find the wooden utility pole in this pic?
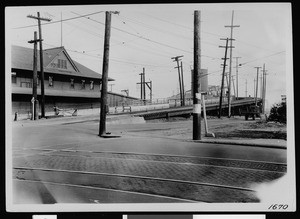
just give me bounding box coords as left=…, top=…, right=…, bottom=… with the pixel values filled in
left=260, top=74, right=263, bottom=98
left=180, top=61, right=185, bottom=106
left=27, top=12, right=51, bottom=118
left=264, top=70, right=267, bottom=112
left=137, top=68, right=146, bottom=104
left=28, top=31, right=42, bottom=120
left=139, top=72, right=143, bottom=100
left=225, top=72, right=229, bottom=88
left=27, top=13, right=51, bottom=118
left=225, top=10, right=239, bottom=117
left=99, top=11, right=114, bottom=137
left=231, top=75, right=236, bottom=97
left=254, top=67, right=261, bottom=106
left=137, top=68, right=152, bottom=104
left=171, top=55, right=184, bottom=106
left=262, top=64, right=267, bottom=114
left=218, top=38, right=229, bottom=118
left=234, top=57, right=241, bottom=99
left=145, top=80, right=153, bottom=103
left=143, top=68, right=146, bottom=102
left=193, top=10, right=201, bottom=140
left=61, top=12, right=63, bottom=47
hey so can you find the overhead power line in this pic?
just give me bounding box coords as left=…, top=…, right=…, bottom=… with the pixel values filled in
left=13, top=11, right=104, bottom=29
left=43, top=42, right=172, bottom=68
left=240, top=51, right=285, bottom=66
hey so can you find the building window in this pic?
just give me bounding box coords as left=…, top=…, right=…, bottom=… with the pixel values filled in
left=81, top=80, right=85, bottom=89
left=49, top=76, right=53, bottom=87
left=70, top=79, right=75, bottom=89
left=90, top=81, right=94, bottom=90
left=20, top=82, right=32, bottom=88
left=11, top=72, right=17, bottom=84
left=57, top=59, right=67, bottom=69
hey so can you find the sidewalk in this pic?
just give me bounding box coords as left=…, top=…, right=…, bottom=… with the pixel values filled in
left=196, top=137, right=287, bottom=149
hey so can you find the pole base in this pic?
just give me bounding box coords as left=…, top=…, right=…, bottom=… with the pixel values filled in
left=99, top=132, right=121, bottom=138
left=205, top=132, right=215, bottom=138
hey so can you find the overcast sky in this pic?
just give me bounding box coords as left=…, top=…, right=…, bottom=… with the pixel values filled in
left=6, top=3, right=292, bottom=109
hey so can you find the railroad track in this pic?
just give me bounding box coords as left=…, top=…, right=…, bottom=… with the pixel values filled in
left=12, top=148, right=286, bottom=203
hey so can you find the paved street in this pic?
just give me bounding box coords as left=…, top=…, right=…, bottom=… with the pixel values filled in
left=10, top=115, right=287, bottom=204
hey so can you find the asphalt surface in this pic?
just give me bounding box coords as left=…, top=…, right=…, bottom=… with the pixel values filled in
left=10, top=115, right=287, bottom=205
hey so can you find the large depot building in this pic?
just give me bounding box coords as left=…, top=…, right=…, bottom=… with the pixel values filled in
left=11, top=45, right=139, bottom=116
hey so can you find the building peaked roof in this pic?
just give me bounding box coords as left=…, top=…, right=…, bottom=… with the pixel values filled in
left=11, top=45, right=114, bottom=81
left=43, top=46, right=79, bottom=72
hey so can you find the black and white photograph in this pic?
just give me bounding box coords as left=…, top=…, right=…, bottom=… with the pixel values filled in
left=5, top=3, right=295, bottom=212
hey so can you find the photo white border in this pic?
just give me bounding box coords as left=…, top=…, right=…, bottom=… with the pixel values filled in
left=5, top=2, right=296, bottom=212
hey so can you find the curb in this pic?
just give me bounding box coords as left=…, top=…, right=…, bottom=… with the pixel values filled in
left=187, top=139, right=287, bottom=149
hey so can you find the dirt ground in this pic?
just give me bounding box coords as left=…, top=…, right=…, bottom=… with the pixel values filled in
left=147, top=116, right=287, bottom=140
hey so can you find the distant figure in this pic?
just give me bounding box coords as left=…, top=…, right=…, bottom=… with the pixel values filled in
left=53, top=106, right=59, bottom=115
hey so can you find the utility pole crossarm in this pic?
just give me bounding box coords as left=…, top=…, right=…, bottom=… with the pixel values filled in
left=171, top=55, right=184, bottom=60
left=27, top=15, right=52, bottom=22
left=225, top=25, right=240, bottom=28
left=28, top=39, right=43, bottom=43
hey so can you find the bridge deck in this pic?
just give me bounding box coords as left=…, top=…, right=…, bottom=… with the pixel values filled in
left=134, top=97, right=262, bottom=120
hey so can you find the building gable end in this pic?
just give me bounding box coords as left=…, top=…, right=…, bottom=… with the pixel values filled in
left=45, top=49, right=79, bottom=72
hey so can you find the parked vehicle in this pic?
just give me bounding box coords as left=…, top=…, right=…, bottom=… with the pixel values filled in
left=241, top=105, right=261, bottom=120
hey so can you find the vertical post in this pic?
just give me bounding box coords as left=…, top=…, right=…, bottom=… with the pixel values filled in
left=61, top=12, right=63, bottom=47
left=259, top=74, right=262, bottom=98
left=254, top=67, right=261, bottom=106
left=232, top=76, right=236, bottom=97
left=37, top=12, right=45, bottom=118
left=225, top=10, right=239, bottom=117
left=27, top=13, right=51, bottom=118
left=234, top=57, right=241, bottom=99
left=193, top=10, right=201, bottom=140
left=32, top=31, right=38, bottom=120
left=143, top=67, right=146, bottom=103
left=99, top=11, right=112, bottom=137
left=172, top=56, right=184, bottom=106
left=219, top=38, right=229, bottom=118
left=31, top=97, right=35, bottom=120
left=180, top=61, right=185, bottom=106
left=150, top=80, right=152, bottom=103
left=264, top=68, right=267, bottom=113
left=177, top=60, right=183, bottom=106
left=225, top=72, right=229, bottom=88
left=201, top=94, right=208, bottom=134
left=140, top=72, right=143, bottom=100
left=228, top=11, right=234, bottom=117
left=262, top=63, right=266, bottom=114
